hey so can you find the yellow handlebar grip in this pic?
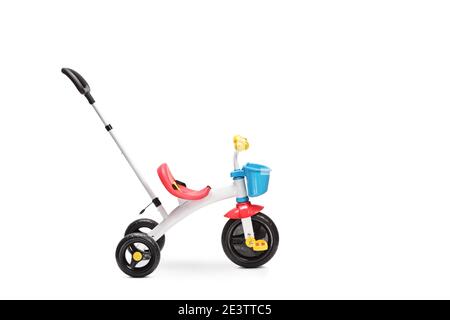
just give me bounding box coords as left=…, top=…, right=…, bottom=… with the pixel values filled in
left=233, top=135, right=249, bottom=152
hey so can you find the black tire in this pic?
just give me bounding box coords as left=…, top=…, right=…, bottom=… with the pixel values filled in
left=115, top=233, right=161, bottom=278
left=125, top=218, right=165, bottom=250
left=221, top=213, right=279, bottom=268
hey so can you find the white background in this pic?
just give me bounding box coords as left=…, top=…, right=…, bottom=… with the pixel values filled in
left=0, top=0, right=449, bottom=299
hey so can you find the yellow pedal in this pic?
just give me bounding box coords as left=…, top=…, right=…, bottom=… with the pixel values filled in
left=253, top=240, right=268, bottom=251
left=245, top=237, right=256, bottom=248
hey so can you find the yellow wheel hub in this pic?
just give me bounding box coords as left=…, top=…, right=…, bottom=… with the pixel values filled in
left=132, top=251, right=143, bottom=262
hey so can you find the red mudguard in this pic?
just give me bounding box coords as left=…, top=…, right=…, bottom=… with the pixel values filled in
left=224, top=202, right=264, bottom=219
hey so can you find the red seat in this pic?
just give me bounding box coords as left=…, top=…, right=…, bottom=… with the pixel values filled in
left=157, top=163, right=211, bottom=200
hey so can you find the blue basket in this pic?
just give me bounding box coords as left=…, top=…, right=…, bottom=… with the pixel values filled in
left=243, top=163, right=271, bottom=197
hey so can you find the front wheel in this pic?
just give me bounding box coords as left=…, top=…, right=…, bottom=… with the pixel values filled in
left=221, top=213, right=279, bottom=268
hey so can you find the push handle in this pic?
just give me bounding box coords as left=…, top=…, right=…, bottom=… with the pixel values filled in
left=61, top=68, right=95, bottom=104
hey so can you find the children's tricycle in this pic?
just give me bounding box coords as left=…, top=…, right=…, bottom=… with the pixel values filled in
left=62, top=68, right=279, bottom=277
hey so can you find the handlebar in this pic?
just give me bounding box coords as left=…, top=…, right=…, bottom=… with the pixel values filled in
left=233, top=135, right=249, bottom=152
left=61, top=68, right=95, bottom=104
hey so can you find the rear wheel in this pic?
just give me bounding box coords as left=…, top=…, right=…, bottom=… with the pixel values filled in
left=221, top=213, right=279, bottom=268
left=115, top=233, right=161, bottom=277
left=125, top=218, right=165, bottom=250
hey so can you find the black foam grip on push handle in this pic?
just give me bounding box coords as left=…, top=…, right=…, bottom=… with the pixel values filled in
left=61, top=68, right=95, bottom=104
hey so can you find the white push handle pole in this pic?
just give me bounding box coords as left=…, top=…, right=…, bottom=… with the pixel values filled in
left=90, top=104, right=157, bottom=200
left=61, top=68, right=168, bottom=219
